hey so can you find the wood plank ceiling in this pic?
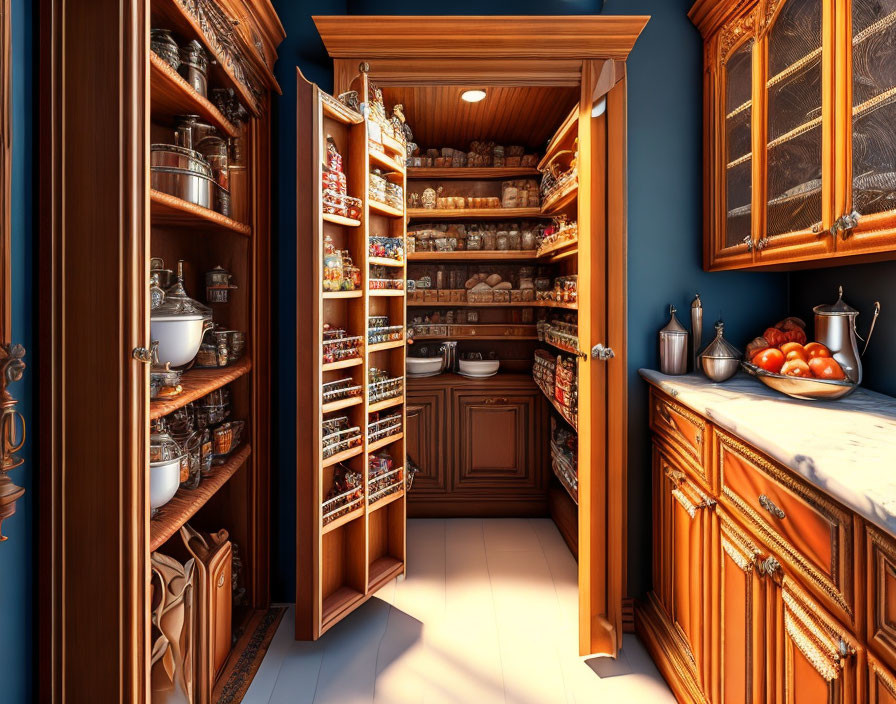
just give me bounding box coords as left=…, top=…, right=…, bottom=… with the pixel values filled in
left=381, top=85, right=579, bottom=152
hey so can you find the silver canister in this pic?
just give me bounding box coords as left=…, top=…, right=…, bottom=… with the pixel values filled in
left=691, top=293, right=702, bottom=372
left=700, top=320, right=741, bottom=382
left=659, top=305, right=688, bottom=375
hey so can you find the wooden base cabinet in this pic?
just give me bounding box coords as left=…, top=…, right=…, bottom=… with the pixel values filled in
left=406, top=374, right=548, bottom=517
left=639, top=385, right=895, bottom=704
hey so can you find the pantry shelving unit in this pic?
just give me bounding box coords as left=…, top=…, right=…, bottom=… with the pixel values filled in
left=296, top=66, right=408, bottom=640
left=146, top=0, right=282, bottom=697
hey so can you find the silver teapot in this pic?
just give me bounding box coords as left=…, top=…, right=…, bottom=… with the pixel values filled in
left=813, top=286, right=880, bottom=385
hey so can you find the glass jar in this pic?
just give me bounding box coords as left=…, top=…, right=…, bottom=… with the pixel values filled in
left=482, top=231, right=497, bottom=250
left=521, top=229, right=536, bottom=250
left=508, top=230, right=521, bottom=250
left=496, top=232, right=509, bottom=250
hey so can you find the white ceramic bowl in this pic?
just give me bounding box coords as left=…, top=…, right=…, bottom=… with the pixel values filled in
left=407, top=357, right=443, bottom=376
left=458, top=359, right=500, bottom=376
left=150, top=457, right=182, bottom=509
left=150, top=314, right=207, bottom=367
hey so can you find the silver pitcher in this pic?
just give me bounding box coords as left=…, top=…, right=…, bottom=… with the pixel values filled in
left=813, top=286, right=881, bottom=385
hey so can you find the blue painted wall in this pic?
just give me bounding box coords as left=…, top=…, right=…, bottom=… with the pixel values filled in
left=0, top=0, right=34, bottom=701
left=270, top=0, right=789, bottom=602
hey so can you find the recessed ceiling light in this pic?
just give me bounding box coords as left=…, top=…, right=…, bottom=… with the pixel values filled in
left=461, top=89, right=487, bottom=103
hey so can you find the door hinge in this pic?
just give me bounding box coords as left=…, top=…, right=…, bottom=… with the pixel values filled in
left=591, top=343, right=615, bottom=361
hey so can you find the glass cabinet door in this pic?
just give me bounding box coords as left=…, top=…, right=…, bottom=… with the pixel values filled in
left=760, top=0, right=833, bottom=260
left=724, top=39, right=755, bottom=254
left=840, top=0, right=896, bottom=252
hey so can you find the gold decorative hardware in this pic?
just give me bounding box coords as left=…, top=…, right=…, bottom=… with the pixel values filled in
left=0, top=342, right=26, bottom=541
left=759, top=493, right=786, bottom=520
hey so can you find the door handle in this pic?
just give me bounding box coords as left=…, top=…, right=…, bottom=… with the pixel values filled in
left=591, top=343, right=614, bottom=361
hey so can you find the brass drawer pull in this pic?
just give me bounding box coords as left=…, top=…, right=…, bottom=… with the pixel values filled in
left=759, top=494, right=786, bottom=520
left=671, top=488, right=714, bottom=519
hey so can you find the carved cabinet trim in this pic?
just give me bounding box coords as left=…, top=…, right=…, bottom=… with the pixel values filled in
left=867, top=525, right=896, bottom=670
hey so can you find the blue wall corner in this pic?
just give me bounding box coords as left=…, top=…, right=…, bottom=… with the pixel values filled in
left=0, top=0, right=35, bottom=700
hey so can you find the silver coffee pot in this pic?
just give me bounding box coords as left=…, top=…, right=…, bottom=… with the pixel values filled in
left=813, top=286, right=880, bottom=385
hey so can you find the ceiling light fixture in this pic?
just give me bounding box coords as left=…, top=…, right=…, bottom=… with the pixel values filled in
left=461, top=89, right=487, bottom=103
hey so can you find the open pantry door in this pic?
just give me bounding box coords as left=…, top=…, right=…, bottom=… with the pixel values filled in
left=576, top=59, right=628, bottom=659
left=295, top=67, right=408, bottom=640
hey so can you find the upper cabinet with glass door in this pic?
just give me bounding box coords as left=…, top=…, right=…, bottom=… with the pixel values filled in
left=692, top=0, right=896, bottom=269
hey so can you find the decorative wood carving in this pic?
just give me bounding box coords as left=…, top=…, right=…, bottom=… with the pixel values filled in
left=0, top=342, right=25, bottom=540
left=718, top=8, right=758, bottom=64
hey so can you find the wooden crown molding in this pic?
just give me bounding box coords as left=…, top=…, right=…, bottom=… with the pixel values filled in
left=689, top=0, right=759, bottom=39
left=313, top=15, right=650, bottom=61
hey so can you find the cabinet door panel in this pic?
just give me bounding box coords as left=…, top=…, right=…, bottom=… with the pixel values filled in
left=869, top=653, right=896, bottom=704
left=837, top=0, right=896, bottom=254
left=453, top=389, right=541, bottom=492
left=777, top=577, right=859, bottom=704
left=717, top=511, right=765, bottom=704
left=867, top=525, right=896, bottom=670
left=405, top=389, right=448, bottom=494
left=653, top=441, right=714, bottom=690
left=757, top=0, right=834, bottom=263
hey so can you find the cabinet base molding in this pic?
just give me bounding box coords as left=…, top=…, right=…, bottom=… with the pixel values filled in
left=635, top=595, right=709, bottom=704
left=407, top=496, right=548, bottom=518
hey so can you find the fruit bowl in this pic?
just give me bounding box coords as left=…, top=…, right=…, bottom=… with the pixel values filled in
left=740, top=361, right=857, bottom=401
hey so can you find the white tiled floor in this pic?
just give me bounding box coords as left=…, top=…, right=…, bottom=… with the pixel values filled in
left=245, top=518, right=674, bottom=704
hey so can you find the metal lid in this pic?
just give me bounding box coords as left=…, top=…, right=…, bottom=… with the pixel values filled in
left=151, top=260, right=212, bottom=320
left=150, top=419, right=184, bottom=463
left=813, top=286, right=859, bottom=316
left=700, top=320, right=741, bottom=360
left=660, top=305, right=688, bottom=336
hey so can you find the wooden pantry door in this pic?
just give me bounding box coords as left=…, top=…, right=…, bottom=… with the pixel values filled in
left=576, top=59, right=628, bottom=658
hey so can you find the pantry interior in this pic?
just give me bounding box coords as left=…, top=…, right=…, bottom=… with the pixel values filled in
left=294, top=16, right=644, bottom=655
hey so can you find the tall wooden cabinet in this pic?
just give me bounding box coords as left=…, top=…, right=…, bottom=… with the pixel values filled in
left=40, top=0, right=283, bottom=700
left=692, top=0, right=896, bottom=270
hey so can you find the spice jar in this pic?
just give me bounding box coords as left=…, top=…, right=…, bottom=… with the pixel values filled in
left=482, top=230, right=496, bottom=250
left=496, top=231, right=509, bottom=250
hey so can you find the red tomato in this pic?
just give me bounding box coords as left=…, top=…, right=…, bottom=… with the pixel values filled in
left=808, top=356, right=846, bottom=380
left=804, top=342, right=832, bottom=359
left=752, top=347, right=785, bottom=374
left=780, top=342, right=808, bottom=363
left=781, top=327, right=807, bottom=345
left=781, top=359, right=812, bottom=377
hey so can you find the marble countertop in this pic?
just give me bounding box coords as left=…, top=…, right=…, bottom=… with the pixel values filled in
left=640, top=369, right=896, bottom=537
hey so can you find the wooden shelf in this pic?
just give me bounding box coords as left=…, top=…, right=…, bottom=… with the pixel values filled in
left=149, top=52, right=239, bottom=138
left=413, top=334, right=538, bottom=341
left=368, top=489, right=404, bottom=514
left=370, top=149, right=405, bottom=174
left=322, top=444, right=364, bottom=469
left=368, top=257, right=404, bottom=268
left=408, top=251, right=537, bottom=262
left=369, top=200, right=405, bottom=218
left=150, top=357, right=252, bottom=420
left=368, top=556, right=404, bottom=591
left=322, top=396, right=363, bottom=414
left=150, top=190, right=252, bottom=236
left=539, top=104, right=578, bottom=171
left=150, top=0, right=271, bottom=115
left=537, top=237, right=578, bottom=260
left=321, top=586, right=365, bottom=628
left=322, top=507, right=364, bottom=535
left=407, top=207, right=547, bottom=220
left=322, top=357, right=363, bottom=373
left=323, top=290, right=363, bottom=299
left=381, top=133, right=406, bottom=157
left=321, top=93, right=364, bottom=125
left=368, top=289, right=405, bottom=297
left=408, top=300, right=576, bottom=309
left=368, top=396, right=403, bottom=413
left=407, top=166, right=540, bottom=180
left=367, top=432, right=403, bottom=453
left=323, top=212, right=362, bottom=227
left=150, top=444, right=251, bottom=551
left=535, top=378, right=577, bottom=432
left=541, top=182, right=578, bottom=214
left=368, top=339, right=405, bottom=353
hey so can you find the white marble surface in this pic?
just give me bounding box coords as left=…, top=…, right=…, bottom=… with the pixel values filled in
left=640, top=369, right=896, bottom=537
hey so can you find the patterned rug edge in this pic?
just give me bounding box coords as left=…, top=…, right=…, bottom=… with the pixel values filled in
left=214, top=606, right=286, bottom=703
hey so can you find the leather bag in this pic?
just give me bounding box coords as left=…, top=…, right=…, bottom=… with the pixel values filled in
left=180, top=524, right=232, bottom=703
left=150, top=552, right=195, bottom=704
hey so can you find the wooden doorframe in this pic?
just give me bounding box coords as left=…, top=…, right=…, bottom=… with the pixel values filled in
left=318, top=14, right=644, bottom=657
left=39, top=0, right=149, bottom=700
